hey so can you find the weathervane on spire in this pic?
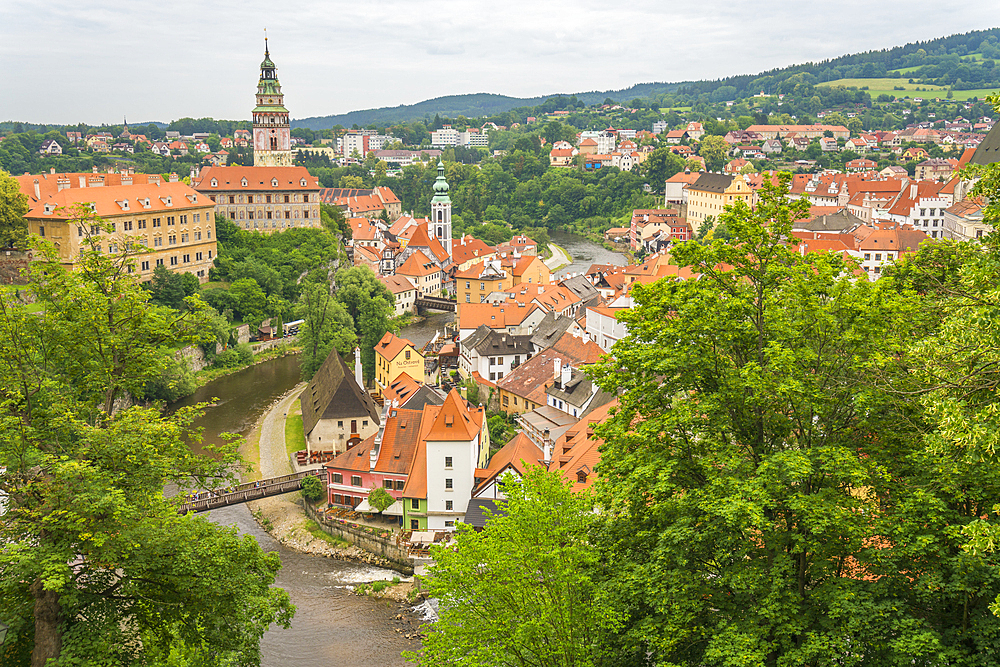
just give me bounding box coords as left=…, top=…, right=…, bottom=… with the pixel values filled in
left=264, top=27, right=269, bottom=56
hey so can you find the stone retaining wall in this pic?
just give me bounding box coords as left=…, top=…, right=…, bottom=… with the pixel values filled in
left=304, top=502, right=414, bottom=575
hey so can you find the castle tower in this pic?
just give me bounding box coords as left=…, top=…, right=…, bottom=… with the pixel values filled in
left=252, top=36, right=293, bottom=167
left=429, top=160, right=453, bottom=256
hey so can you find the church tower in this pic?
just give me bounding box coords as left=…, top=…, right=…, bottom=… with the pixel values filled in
left=429, top=160, right=453, bottom=256
left=252, top=37, right=293, bottom=167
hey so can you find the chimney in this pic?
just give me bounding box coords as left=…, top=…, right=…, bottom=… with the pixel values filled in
left=32, top=180, right=40, bottom=199
left=542, top=428, right=552, bottom=466
left=554, top=357, right=562, bottom=385
left=92, top=166, right=98, bottom=174
left=49, top=167, right=55, bottom=175
left=79, top=176, right=87, bottom=188
left=561, top=363, right=571, bottom=389
left=910, top=184, right=917, bottom=199
left=371, top=401, right=392, bottom=471
left=354, top=347, right=363, bottom=387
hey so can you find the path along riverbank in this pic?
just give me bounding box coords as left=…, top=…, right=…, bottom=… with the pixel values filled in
left=544, top=243, right=572, bottom=272
left=239, top=383, right=411, bottom=583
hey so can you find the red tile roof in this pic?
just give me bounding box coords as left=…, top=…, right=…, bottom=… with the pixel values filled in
left=375, top=331, right=418, bottom=362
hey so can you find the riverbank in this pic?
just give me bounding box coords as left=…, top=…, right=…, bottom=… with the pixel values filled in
left=240, top=383, right=402, bottom=571
left=192, top=341, right=302, bottom=390
left=544, top=243, right=572, bottom=272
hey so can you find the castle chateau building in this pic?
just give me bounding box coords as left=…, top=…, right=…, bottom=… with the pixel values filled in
left=252, top=39, right=293, bottom=167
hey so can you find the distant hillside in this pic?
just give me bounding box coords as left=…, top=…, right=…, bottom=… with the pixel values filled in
left=293, top=83, right=691, bottom=129
left=294, top=93, right=553, bottom=130
left=293, top=28, right=1000, bottom=129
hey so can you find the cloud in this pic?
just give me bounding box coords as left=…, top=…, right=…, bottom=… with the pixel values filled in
left=0, top=0, right=993, bottom=124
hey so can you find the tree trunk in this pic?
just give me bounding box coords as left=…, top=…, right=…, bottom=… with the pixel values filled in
left=30, top=578, right=61, bottom=667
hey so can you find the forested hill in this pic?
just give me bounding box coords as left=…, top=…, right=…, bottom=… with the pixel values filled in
left=294, top=93, right=553, bottom=130
left=294, top=27, right=1000, bottom=129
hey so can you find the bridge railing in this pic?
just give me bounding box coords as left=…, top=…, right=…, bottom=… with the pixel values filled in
left=178, top=469, right=325, bottom=514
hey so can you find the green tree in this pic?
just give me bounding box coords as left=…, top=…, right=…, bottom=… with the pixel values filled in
left=0, top=216, right=293, bottom=665
left=228, top=277, right=268, bottom=324
left=697, top=135, right=728, bottom=171
left=333, top=266, right=395, bottom=382
left=0, top=168, right=29, bottom=248
left=639, top=148, right=685, bottom=190
left=147, top=263, right=187, bottom=309
left=589, top=174, right=997, bottom=665
left=409, top=467, right=607, bottom=667
left=300, top=474, right=325, bottom=502
left=367, top=486, right=395, bottom=513
left=339, top=174, right=364, bottom=189
left=296, top=281, right=355, bottom=380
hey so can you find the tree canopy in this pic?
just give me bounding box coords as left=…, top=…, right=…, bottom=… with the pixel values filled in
left=0, top=210, right=294, bottom=665
left=586, top=174, right=1000, bottom=665
left=410, top=467, right=609, bottom=667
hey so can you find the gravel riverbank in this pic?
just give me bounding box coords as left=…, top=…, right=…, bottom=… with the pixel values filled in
left=240, top=383, right=398, bottom=570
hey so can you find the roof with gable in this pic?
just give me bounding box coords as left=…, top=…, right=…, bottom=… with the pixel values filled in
left=377, top=274, right=417, bottom=295
left=472, top=432, right=542, bottom=497
left=459, top=302, right=545, bottom=330
left=559, top=275, right=600, bottom=304
left=688, top=172, right=735, bottom=193
left=374, top=331, right=419, bottom=362
left=426, top=388, right=482, bottom=442
left=191, top=165, right=319, bottom=191
left=501, top=283, right=581, bottom=312
left=399, top=384, right=447, bottom=411
left=16, top=175, right=210, bottom=220
left=794, top=208, right=865, bottom=232
left=382, top=371, right=422, bottom=405
left=530, top=311, right=582, bottom=351
left=299, top=349, right=381, bottom=437
left=461, top=325, right=533, bottom=357
left=666, top=170, right=702, bottom=185
left=401, top=222, right=448, bottom=262
left=451, top=236, right=497, bottom=266
left=547, top=399, right=619, bottom=492
left=397, top=250, right=440, bottom=277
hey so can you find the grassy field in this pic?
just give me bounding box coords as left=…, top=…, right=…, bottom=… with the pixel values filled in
left=285, top=398, right=305, bottom=457
left=817, top=78, right=995, bottom=100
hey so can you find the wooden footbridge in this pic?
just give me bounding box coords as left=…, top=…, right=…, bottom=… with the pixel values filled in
left=178, top=470, right=325, bottom=514
left=415, top=295, right=456, bottom=312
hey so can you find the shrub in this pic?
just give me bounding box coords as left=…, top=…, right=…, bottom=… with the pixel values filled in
left=368, top=486, right=395, bottom=513
left=300, top=474, right=324, bottom=502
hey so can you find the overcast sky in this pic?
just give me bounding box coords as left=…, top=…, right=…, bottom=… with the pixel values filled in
left=1, top=1, right=993, bottom=125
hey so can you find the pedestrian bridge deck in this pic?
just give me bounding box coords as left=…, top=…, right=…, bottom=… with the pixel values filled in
left=178, top=470, right=325, bottom=514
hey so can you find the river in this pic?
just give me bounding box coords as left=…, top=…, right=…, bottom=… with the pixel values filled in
left=173, top=354, right=417, bottom=667
left=550, top=229, right=627, bottom=279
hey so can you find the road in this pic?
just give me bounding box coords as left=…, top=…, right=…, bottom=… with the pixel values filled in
left=544, top=243, right=572, bottom=271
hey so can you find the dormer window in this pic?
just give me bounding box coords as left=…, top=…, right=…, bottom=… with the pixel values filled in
left=271, top=178, right=279, bottom=187
left=241, top=178, right=248, bottom=187
left=300, top=178, right=307, bottom=187
left=211, top=178, right=218, bottom=187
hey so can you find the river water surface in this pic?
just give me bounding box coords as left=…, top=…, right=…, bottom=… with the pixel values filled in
left=173, top=355, right=416, bottom=666
left=550, top=229, right=627, bottom=279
